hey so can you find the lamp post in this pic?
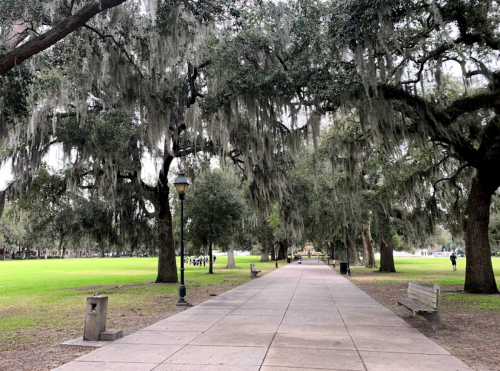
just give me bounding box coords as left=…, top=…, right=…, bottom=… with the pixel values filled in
left=345, top=226, right=351, bottom=276
left=275, top=243, right=278, bottom=268
left=174, top=171, right=189, bottom=306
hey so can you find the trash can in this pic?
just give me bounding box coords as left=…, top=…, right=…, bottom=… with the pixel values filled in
left=287, top=257, right=291, bottom=263
left=339, top=262, right=348, bottom=275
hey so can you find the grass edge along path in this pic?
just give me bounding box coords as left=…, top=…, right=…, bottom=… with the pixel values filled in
left=0, top=255, right=278, bottom=351
left=342, top=257, right=500, bottom=310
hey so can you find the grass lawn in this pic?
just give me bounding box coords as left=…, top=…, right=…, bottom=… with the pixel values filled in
left=0, top=255, right=277, bottom=348
left=347, top=257, right=500, bottom=309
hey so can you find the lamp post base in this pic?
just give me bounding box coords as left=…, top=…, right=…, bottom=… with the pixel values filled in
left=177, top=285, right=189, bottom=306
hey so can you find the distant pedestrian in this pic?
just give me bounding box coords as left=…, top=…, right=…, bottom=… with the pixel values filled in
left=213, top=255, right=216, bottom=262
left=317, top=255, right=320, bottom=263
left=450, top=253, right=457, bottom=271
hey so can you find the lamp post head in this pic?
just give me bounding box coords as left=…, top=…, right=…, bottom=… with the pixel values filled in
left=174, top=171, right=189, bottom=199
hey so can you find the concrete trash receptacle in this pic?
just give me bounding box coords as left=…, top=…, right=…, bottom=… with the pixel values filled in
left=83, top=295, right=108, bottom=341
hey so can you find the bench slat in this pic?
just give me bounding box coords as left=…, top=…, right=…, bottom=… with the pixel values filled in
left=408, top=292, right=438, bottom=307
left=409, top=284, right=437, bottom=293
left=397, top=298, right=437, bottom=313
left=408, top=289, right=437, bottom=301
left=409, top=285, right=438, bottom=296
left=408, top=283, right=439, bottom=308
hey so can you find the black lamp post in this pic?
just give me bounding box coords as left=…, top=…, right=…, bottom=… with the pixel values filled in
left=345, top=226, right=351, bottom=276
left=174, top=171, right=189, bottom=306
left=275, top=243, right=278, bottom=268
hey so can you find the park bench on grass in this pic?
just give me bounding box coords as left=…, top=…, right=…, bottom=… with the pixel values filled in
left=397, top=280, right=442, bottom=331
left=250, top=263, right=261, bottom=278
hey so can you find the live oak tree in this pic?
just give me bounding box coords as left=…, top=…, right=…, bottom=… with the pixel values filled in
left=1, top=0, right=314, bottom=283
left=328, top=0, right=500, bottom=293
left=0, top=0, right=246, bottom=283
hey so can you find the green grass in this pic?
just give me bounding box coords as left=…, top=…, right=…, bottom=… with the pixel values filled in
left=349, top=257, right=500, bottom=310
left=351, top=257, right=500, bottom=285
left=0, top=255, right=277, bottom=347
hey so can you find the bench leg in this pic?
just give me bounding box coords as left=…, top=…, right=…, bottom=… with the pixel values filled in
left=421, top=312, right=442, bottom=331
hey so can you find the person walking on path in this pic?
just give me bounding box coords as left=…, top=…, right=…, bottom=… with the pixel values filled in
left=450, top=252, right=457, bottom=271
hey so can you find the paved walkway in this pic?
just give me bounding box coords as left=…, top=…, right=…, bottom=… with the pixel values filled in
left=54, top=259, right=473, bottom=371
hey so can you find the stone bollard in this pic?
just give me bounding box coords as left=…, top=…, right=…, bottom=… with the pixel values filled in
left=83, top=295, right=108, bottom=341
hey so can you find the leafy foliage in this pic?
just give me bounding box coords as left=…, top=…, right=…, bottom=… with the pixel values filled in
left=185, top=169, right=246, bottom=250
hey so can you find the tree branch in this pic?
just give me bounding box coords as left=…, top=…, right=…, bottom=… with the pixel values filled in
left=83, top=24, right=144, bottom=79
left=0, top=0, right=128, bottom=75
left=379, top=84, right=499, bottom=164
left=432, top=163, right=469, bottom=198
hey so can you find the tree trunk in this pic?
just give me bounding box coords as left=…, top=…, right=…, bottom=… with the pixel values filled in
left=379, top=236, right=396, bottom=272
left=464, top=169, right=499, bottom=293
left=362, top=226, right=377, bottom=268
left=227, top=237, right=235, bottom=269
left=278, top=240, right=287, bottom=260
left=348, top=233, right=360, bottom=265
left=270, top=242, right=276, bottom=261
left=260, top=239, right=269, bottom=262
left=155, top=152, right=178, bottom=283
left=208, top=241, right=214, bottom=274
left=260, top=221, right=271, bottom=262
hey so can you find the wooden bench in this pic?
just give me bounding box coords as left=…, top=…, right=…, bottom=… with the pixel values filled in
left=397, top=280, right=442, bottom=331
left=250, top=263, right=261, bottom=278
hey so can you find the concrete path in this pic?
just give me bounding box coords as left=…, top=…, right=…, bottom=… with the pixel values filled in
left=53, top=259, right=473, bottom=371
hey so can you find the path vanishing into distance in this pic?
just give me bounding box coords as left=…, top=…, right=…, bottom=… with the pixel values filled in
left=54, top=259, right=473, bottom=371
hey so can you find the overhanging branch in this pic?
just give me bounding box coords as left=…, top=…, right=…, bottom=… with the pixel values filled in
left=0, top=0, right=128, bottom=75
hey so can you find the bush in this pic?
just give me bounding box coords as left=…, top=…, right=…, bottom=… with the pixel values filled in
left=47, top=256, right=62, bottom=259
